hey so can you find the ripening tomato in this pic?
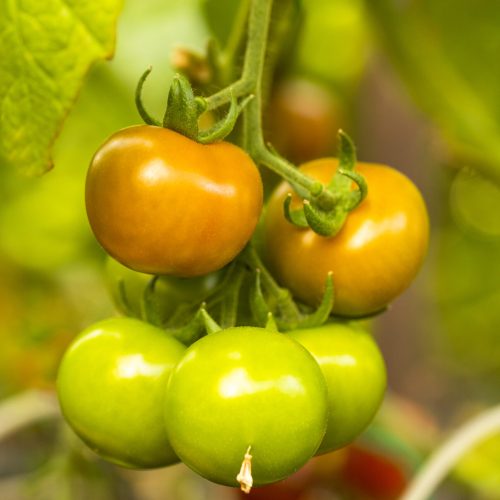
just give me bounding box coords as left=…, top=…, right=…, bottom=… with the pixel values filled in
left=266, top=78, right=341, bottom=163
left=86, top=126, right=263, bottom=277
left=262, top=159, right=429, bottom=316
left=289, top=322, right=386, bottom=453
left=164, top=327, right=328, bottom=487
left=57, top=317, right=185, bottom=469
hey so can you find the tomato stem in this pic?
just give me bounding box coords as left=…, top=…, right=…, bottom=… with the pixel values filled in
left=200, top=0, right=367, bottom=236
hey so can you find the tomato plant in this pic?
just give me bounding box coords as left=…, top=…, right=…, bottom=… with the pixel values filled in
left=262, top=159, right=429, bottom=316
left=86, top=125, right=263, bottom=277
left=164, top=326, right=328, bottom=487
left=6, top=0, right=450, bottom=496
left=57, top=317, right=185, bottom=469
left=289, top=322, right=386, bottom=453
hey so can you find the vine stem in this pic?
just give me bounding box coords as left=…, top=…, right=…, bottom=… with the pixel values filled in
left=204, top=0, right=336, bottom=205
left=0, top=390, right=60, bottom=442
left=400, top=404, right=500, bottom=500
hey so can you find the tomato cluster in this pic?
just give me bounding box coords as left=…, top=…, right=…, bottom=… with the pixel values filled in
left=58, top=317, right=386, bottom=486
left=57, top=118, right=428, bottom=491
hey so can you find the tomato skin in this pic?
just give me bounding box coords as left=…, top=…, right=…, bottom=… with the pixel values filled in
left=164, top=327, right=328, bottom=486
left=263, top=159, right=429, bottom=316
left=288, top=323, right=386, bottom=454
left=86, top=126, right=263, bottom=277
left=57, top=317, right=185, bottom=469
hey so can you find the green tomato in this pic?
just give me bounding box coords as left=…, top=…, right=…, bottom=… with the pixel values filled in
left=164, top=327, right=328, bottom=486
left=105, top=257, right=220, bottom=321
left=57, top=317, right=185, bottom=468
left=289, top=323, right=386, bottom=454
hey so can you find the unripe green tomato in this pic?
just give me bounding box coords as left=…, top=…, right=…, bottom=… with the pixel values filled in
left=164, top=327, right=328, bottom=487
left=57, top=317, right=185, bottom=468
left=104, top=257, right=220, bottom=321
left=289, top=323, right=386, bottom=453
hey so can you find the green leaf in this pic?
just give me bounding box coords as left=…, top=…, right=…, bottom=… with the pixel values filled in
left=0, top=0, right=123, bottom=176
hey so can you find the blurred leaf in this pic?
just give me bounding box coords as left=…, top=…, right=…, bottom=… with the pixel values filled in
left=26, top=445, right=129, bottom=500
left=366, top=0, right=500, bottom=185
left=201, top=0, right=245, bottom=47
left=294, top=0, right=368, bottom=93
left=419, top=0, right=500, bottom=124
left=450, top=168, right=500, bottom=240
left=433, top=225, right=500, bottom=376
left=0, top=0, right=123, bottom=176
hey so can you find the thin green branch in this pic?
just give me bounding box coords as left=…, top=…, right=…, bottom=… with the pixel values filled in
left=204, top=0, right=339, bottom=209
left=205, top=78, right=252, bottom=110
left=401, top=404, right=500, bottom=500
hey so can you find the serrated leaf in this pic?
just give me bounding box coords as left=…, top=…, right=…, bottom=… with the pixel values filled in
left=0, top=0, right=123, bottom=176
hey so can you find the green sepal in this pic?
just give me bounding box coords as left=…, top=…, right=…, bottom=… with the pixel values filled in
left=198, top=93, right=253, bottom=144
left=200, top=306, right=222, bottom=334
left=135, top=67, right=161, bottom=126
left=117, top=279, right=135, bottom=318
left=167, top=303, right=221, bottom=345
left=326, top=130, right=368, bottom=208
left=249, top=269, right=272, bottom=327
left=220, top=264, right=246, bottom=328
left=294, top=273, right=334, bottom=329
left=283, top=193, right=308, bottom=228
left=241, top=244, right=301, bottom=325
left=303, top=200, right=347, bottom=237
left=338, top=168, right=368, bottom=210
left=338, top=130, right=356, bottom=174
left=167, top=305, right=205, bottom=345
left=264, top=312, right=279, bottom=332
left=163, top=73, right=202, bottom=139
left=140, top=276, right=162, bottom=326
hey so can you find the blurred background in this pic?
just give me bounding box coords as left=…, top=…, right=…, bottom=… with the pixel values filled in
left=1, top=0, right=500, bottom=498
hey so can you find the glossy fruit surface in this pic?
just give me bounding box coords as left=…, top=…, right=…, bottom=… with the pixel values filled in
left=263, top=159, right=429, bottom=316
left=289, top=323, right=386, bottom=453
left=86, top=125, right=263, bottom=277
left=57, top=317, right=185, bottom=468
left=164, top=327, right=328, bottom=486
left=104, top=256, right=220, bottom=322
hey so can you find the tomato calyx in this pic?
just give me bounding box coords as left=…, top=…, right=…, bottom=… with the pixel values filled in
left=135, top=68, right=251, bottom=144
left=113, top=242, right=338, bottom=341
left=283, top=131, right=368, bottom=237
left=242, top=245, right=335, bottom=331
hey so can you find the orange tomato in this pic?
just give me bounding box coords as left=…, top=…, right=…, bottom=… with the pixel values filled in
left=86, top=126, right=263, bottom=277
left=262, top=159, right=429, bottom=316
